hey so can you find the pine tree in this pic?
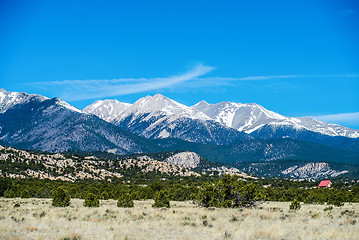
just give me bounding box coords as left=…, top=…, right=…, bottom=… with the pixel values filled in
left=152, top=190, right=170, bottom=208
left=117, top=193, right=134, bottom=208
left=84, top=193, right=100, bottom=207
left=52, top=187, right=71, bottom=207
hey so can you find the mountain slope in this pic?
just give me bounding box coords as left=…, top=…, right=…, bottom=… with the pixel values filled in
left=0, top=88, right=47, bottom=113
left=0, top=90, right=160, bottom=154
left=85, top=94, right=251, bottom=145
left=153, top=137, right=359, bottom=165
left=83, top=99, right=131, bottom=122
left=84, top=95, right=359, bottom=152
left=192, top=100, right=359, bottom=138
left=236, top=160, right=359, bottom=179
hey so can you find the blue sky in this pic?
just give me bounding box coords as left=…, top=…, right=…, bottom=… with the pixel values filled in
left=1, top=0, right=358, bottom=129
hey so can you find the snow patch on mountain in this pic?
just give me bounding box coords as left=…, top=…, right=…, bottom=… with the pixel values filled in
left=84, top=94, right=247, bottom=145
left=84, top=99, right=130, bottom=122
left=84, top=94, right=212, bottom=123
left=84, top=94, right=359, bottom=143
left=118, top=94, right=211, bottom=121
left=192, top=100, right=359, bottom=138
left=54, top=98, right=82, bottom=113
left=0, top=88, right=47, bottom=113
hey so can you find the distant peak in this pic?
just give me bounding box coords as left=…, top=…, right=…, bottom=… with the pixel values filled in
left=198, top=100, right=208, bottom=104
left=102, top=99, right=123, bottom=104
left=140, top=94, right=173, bottom=103
left=51, top=97, right=82, bottom=113
left=153, top=94, right=171, bottom=100
left=193, top=100, right=209, bottom=107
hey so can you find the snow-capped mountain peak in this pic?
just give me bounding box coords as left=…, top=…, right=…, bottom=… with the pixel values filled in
left=191, top=100, right=287, bottom=132
left=83, top=99, right=130, bottom=122
left=84, top=94, right=212, bottom=123
left=0, top=88, right=48, bottom=113
left=192, top=100, right=210, bottom=111
left=130, top=94, right=190, bottom=115
left=192, top=99, right=359, bottom=138
left=52, top=97, right=82, bottom=113
left=83, top=94, right=359, bottom=139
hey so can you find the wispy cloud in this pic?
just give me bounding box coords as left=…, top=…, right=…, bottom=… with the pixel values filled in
left=197, top=73, right=359, bottom=82
left=187, top=73, right=359, bottom=88
left=29, top=64, right=215, bottom=101
left=28, top=66, right=359, bottom=101
left=340, top=9, right=355, bottom=15
left=311, top=112, right=359, bottom=126
left=194, top=75, right=300, bottom=81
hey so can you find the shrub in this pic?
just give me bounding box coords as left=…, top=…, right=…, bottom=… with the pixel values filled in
left=0, top=178, right=11, bottom=196
left=20, top=189, right=30, bottom=198
left=117, top=193, right=134, bottom=208
left=152, top=190, right=170, bottom=208
left=52, top=187, right=71, bottom=207
left=101, top=191, right=109, bottom=200
left=324, top=206, right=333, bottom=212
left=84, top=193, right=99, bottom=207
left=289, top=199, right=301, bottom=210
left=14, top=203, right=20, bottom=208
left=197, top=182, right=219, bottom=208
left=328, top=192, right=344, bottom=207
left=4, top=189, right=15, bottom=198
left=197, top=175, right=258, bottom=208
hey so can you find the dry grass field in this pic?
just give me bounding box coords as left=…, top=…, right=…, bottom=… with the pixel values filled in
left=0, top=198, right=358, bottom=240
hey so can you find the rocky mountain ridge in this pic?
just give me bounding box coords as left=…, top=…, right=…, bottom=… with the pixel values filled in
left=84, top=94, right=359, bottom=139
left=0, top=89, right=159, bottom=154
left=87, top=94, right=251, bottom=145
left=0, top=89, right=358, bottom=173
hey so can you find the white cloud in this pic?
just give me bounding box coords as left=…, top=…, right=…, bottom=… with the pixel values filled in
left=197, top=73, right=359, bottom=82
left=28, top=68, right=359, bottom=101
left=195, top=75, right=300, bottom=82
left=185, top=74, right=359, bottom=88
left=29, top=64, right=215, bottom=101
left=340, top=9, right=355, bottom=15
left=311, top=112, right=359, bottom=125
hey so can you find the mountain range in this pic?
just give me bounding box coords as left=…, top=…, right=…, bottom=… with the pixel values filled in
left=0, top=89, right=159, bottom=154
left=84, top=93, right=359, bottom=153
left=1, top=88, right=358, bottom=178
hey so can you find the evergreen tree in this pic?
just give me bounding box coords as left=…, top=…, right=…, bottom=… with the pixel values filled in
left=117, top=193, right=134, bottom=208
left=152, top=190, right=170, bottom=208
left=289, top=199, right=301, bottom=210
left=4, top=188, right=15, bottom=198
left=52, top=187, right=71, bottom=207
left=84, top=193, right=100, bottom=207
left=20, top=189, right=30, bottom=198
left=328, top=192, right=344, bottom=207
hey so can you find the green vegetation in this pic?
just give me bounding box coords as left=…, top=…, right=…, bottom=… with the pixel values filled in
left=197, top=174, right=258, bottom=208
left=84, top=193, right=100, bottom=207
left=289, top=199, right=301, bottom=210
left=52, top=187, right=71, bottom=207
left=117, top=193, right=134, bottom=208
left=0, top=175, right=359, bottom=208
left=152, top=190, right=171, bottom=208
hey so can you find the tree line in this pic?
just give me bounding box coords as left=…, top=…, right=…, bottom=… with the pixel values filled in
left=1, top=175, right=358, bottom=208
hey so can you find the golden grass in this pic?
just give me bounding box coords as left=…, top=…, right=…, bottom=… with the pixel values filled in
left=0, top=198, right=358, bottom=240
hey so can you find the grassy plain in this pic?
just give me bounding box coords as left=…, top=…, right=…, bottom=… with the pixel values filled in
left=0, top=198, right=358, bottom=240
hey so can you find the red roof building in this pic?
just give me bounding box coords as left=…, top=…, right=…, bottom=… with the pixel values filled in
left=318, top=180, right=332, bottom=188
